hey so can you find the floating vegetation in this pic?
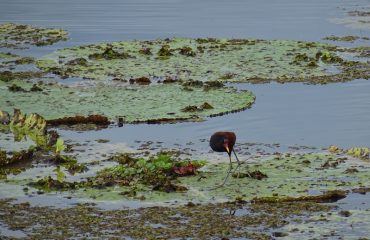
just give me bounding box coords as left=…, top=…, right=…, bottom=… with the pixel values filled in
left=29, top=154, right=205, bottom=193
left=89, top=154, right=204, bottom=192
left=331, top=5, right=370, bottom=30
left=0, top=148, right=34, bottom=167
left=232, top=170, right=268, bottom=180
left=323, top=35, right=369, bottom=42
left=0, top=80, right=255, bottom=123
left=0, top=109, right=64, bottom=150
left=347, top=147, right=370, bottom=160
left=46, top=115, right=110, bottom=126
left=0, top=23, right=68, bottom=48
left=18, top=151, right=370, bottom=204
left=88, top=46, right=131, bottom=60
left=0, top=198, right=334, bottom=239
left=37, top=38, right=369, bottom=84
left=0, top=110, right=87, bottom=179
left=181, top=102, right=214, bottom=112
left=129, top=76, right=151, bottom=85
left=0, top=70, right=44, bottom=82
left=0, top=52, right=36, bottom=73
left=328, top=145, right=342, bottom=154
left=252, top=190, right=346, bottom=203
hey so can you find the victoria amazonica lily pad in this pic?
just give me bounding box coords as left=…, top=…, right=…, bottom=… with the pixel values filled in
left=23, top=151, right=370, bottom=204
left=37, top=38, right=369, bottom=84
left=0, top=80, right=255, bottom=123
left=0, top=23, right=68, bottom=49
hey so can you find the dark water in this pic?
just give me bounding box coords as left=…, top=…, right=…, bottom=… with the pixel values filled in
left=1, top=0, right=369, bottom=148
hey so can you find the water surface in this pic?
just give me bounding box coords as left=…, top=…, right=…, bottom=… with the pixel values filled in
left=1, top=0, right=369, bottom=148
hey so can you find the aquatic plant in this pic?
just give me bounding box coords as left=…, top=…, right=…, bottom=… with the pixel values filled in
left=0, top=109, right=66, bottom=152
left=0, top=80, right=255, bottom=123
left=90, top=154, right=207, bottom=192
left=37, top=38, right=369, bottom=84
left=0, top=198, right=335, bottom=239
left=347, top=147, right=370, bottom=160
left=0, top=23, right=68, bottom=48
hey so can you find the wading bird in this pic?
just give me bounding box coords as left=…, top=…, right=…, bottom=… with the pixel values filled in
left=210, top=131, right=243, bottom=186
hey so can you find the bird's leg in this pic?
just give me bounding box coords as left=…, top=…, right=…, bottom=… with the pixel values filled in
left=232, top=149, right=251, bottom=178
left=233, top=149, right=241, bottom=166
left=232, top=149, right=242, bottom=178
left=219, top=155, right=233, bottom=186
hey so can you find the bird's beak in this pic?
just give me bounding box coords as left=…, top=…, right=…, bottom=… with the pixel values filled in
left=224, top=145, right=230, bottom=154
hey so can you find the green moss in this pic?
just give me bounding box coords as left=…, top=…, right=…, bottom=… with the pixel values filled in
left=37, top=38, right=369, bottom=84
left=0, top=80, right=255, bottom=123
left=0, top=23, right=68, bottom=48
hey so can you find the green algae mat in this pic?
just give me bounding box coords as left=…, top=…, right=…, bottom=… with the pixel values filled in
left=37, top=38, right=369, bottom=84
left=0, top=80, right=255, bottom=123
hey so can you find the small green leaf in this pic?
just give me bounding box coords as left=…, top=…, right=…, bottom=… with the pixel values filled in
left=55, top=138, right=66, bottom=154
left=53, top=166, right=65, bottom=182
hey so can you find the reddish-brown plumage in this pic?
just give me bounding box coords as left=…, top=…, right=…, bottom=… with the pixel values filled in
left=210, top=131, right=243, bottom=187
left=210, top=131, right=236, bottom=156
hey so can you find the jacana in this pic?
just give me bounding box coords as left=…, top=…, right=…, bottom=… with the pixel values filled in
left=210, top=131, right=242, bottom=186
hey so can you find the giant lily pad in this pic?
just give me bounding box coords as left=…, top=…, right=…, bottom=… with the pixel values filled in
left=0, top=80, right=255, bottom=123
left=139, top=152, right=370, bottom=203
left=0, top=23, right=68, bottom=49
left=37, top=38, right=369, bottom=84
left=22, top=151, right=370, bottom=204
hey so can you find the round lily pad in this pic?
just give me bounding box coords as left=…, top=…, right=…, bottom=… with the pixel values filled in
left=37, top=38, right=369, bottom=84
left=0, top=80, right=255, bottom=123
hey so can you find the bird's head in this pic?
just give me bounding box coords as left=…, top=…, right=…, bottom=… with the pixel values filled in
left=223, top=138, right=230, bottom=154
